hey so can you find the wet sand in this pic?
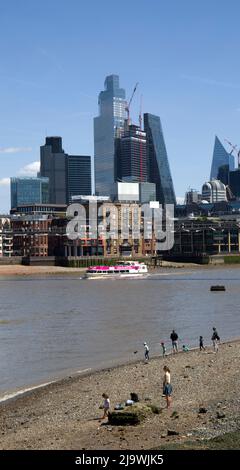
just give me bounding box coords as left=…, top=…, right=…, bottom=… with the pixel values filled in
left=0, top=340, right=239, bottom=449
left=0, top=262, right=230, bottom=276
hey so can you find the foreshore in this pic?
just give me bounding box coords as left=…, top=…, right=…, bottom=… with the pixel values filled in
left=0, top=262, right=234, bottom=276
left=0, top=265, right=86, bottom=276
left=0, top=340, right=240, bottom=450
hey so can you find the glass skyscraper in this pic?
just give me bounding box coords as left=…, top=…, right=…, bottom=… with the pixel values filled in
left=10, top=177, right=49, bottom=209
left=66, top=155, right=92, bottom=203
left=210, top=136, right=235, bottom=180
left=114, top=124, right=148, bottom=183
left=40, top=137, right=67, bottom=204
left=144, top=113, right=176, bottom=205
left=94, top=75, right=127, bottom=195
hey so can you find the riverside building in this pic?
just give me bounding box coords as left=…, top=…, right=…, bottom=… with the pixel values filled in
left=10, top=177, right=49, bottom=209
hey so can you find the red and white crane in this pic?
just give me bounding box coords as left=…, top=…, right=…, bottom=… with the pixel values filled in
left=125, top=82, right=138, bottom=126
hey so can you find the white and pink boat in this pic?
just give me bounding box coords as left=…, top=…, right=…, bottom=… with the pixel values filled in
left=85, top=261, right=148, bottom=279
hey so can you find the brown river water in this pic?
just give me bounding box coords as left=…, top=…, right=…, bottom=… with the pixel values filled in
left=0, top=266, right=239, bottom=398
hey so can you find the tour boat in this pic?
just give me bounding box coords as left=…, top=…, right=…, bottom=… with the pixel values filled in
left=85, top=261, right=148, bottom=279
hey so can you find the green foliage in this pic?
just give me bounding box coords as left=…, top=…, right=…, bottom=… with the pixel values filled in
left=224, top=255, right=240, bottom=264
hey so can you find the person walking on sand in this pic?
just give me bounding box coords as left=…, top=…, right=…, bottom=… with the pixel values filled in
left=199, top=335, right=205, bottom=351
left=163, top=366, right=172, bottom=409
left=100, top=393, right=110, bottom=420
left=161, top=341, right=166, bottom=358
left=211, top=327, right=220, bottom=352
left=170, top=330, right=178, bottom=353
left=143, top=342, right=150, bottom=362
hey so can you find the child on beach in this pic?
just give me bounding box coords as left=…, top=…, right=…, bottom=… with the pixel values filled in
left=182, top=344, right=189, bottom=352
left=199, top=336, right=205, bottom=351
left=161, top=342, right=166, bottom=357
left=143, top=342, right=150, bottom=361
left=162, top=366, right=172, bottom=409
left=100, top=393, right=110, bottom=420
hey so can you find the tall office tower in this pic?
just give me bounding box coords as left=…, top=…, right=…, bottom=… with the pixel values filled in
left=217, top=164, right=229, bottom=186
left=144, top=113, right=176, bottom=205
left=94, top=75, right=127, bottom=195
left=114, top=124, right=147, bottom=183
left=10, top=177, right=49, bottom=209
left=210, top=136, right=235, bottom=180
left=66, top=155, right=92, bottom=203
left=229, top=169, right=240, bottom=199
left=40, top=136, right=67, bottom=204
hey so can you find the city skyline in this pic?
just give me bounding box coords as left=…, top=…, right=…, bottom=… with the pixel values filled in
left=1, top=0, right=240, bottom=211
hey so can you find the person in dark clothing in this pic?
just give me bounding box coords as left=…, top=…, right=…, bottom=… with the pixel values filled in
left=143, top=342, right=150, bottom=361
left=170, top=330, right=178, bottom=353
left=211, top=327, right=220, bottom=352
left=199, top=336, right=205, bottom=351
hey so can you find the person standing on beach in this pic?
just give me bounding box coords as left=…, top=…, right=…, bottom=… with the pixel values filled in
left=100, top=393, right=110, bottom=420
left=162, top=366, right=172, bottom=409
left=170, top=330, right=178, bottom=353
left=143, top=342, right=150, bottom=362
left=199, top=336, right=205, bottom=351
left=161, top=341, right=166, bottom=358
left=211, top=327, right=220, bottom=352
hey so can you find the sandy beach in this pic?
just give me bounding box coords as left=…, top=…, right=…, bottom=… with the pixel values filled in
left=0, top=262, right=230, bottom=277
left=0, top=265, right=86, bottom=276
left=0, top=340, right=240, bottom=450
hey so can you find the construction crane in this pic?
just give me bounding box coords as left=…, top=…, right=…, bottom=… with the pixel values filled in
left=139, top=94, right=143, bottom=130
left=125, top=82, right=138, bottom=126
left=224, top=139, right=238, bottom=155
left=225, top=139, right=240, bottom=167
left=139, top=94, right=143, bottom=181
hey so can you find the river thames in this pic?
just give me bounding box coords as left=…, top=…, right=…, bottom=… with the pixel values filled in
left=0, top=266, right=239, bottom=398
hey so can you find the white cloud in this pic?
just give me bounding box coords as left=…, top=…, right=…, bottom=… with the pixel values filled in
left=0, top=147, right=32, bottom=154
left=176, top=196, right=185, bottom=205
left=181, top=74, right=240, bottom=89
left=18, top=161, right=40, bottom=176
left=0, top=178, right=10, bottom=186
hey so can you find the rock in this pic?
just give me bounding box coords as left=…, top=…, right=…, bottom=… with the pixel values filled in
left=161, top=434, right=166, bottom=438
left=167, top=430, right=179, bottom=436
left=216, top=412, right=226, bottom=419
left=183, top=375, right=189, bottom=378
left=148, top=404, right=162, bottom=414
left=199, top=407, right=207, bottom=414
left=108, top=403, right=153, bottom=426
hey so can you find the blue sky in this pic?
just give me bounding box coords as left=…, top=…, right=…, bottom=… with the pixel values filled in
left=0, top=0, right=240, bottom=211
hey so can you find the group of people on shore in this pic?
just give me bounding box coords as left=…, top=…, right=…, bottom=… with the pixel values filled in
left=100, top=327, right=221, bottom=419
left=143, top=327, right=221, bottom=361
left=142, top=327, right=220, bottom=410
